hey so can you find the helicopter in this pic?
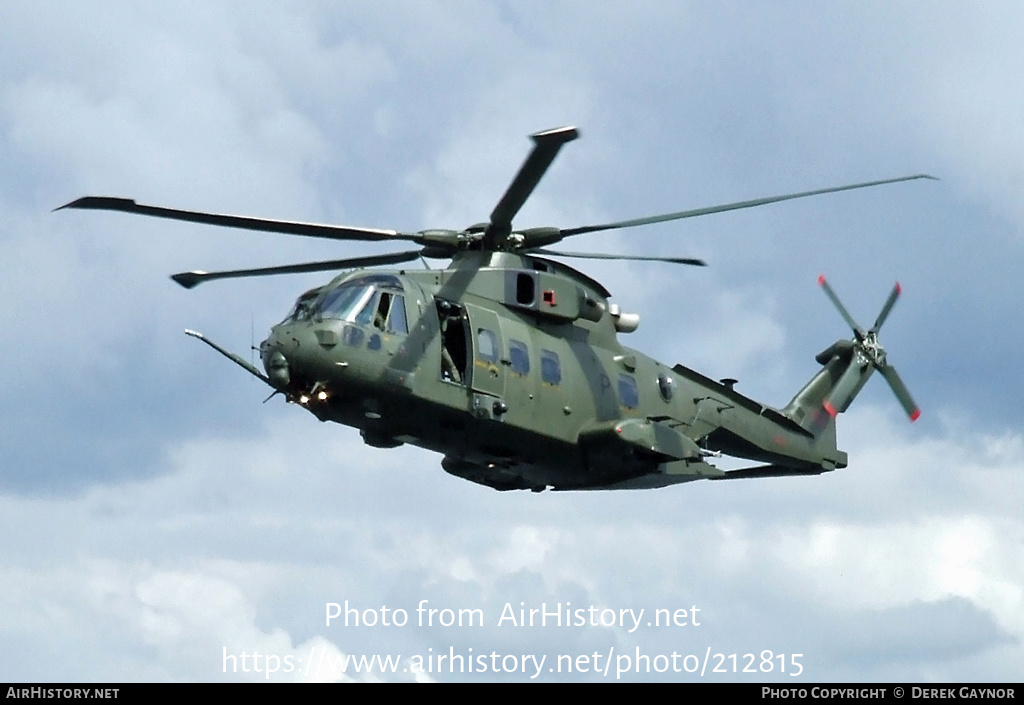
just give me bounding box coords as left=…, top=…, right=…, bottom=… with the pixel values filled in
left=59, top=126, right=929, bottom=491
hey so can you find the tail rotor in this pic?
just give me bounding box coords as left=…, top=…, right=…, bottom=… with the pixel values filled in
left=817, top=276, right=920, bottom=422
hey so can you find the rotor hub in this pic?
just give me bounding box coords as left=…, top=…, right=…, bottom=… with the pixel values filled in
left=858, top=332, right=887, bottom=368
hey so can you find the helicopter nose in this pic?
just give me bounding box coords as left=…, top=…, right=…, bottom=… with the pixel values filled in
left=263, top=348, right=290, bottom=389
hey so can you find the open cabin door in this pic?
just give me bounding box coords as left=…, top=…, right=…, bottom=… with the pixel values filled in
left=464, top=303, right=506, bottom=398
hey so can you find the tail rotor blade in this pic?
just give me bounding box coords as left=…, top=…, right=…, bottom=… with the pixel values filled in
left=819, top=275, right=865, bottom=338
left=813, top=276, right=919, bottom=423
left=822, top=360, right=869, bottom=417
left=871, top=281, right=902, bottom=333
left=879, top=364, right=921, bottom=421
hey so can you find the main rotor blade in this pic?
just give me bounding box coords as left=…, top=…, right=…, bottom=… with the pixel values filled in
left=170, top=250, right=422, bottom=289
left=871, top=281, right=902, bottom=333
left=818, top=275, right=866, bottom=338
left=57, top=196, right=415, bottom=243
left=878, top=364, right=921, bottom=421
left=483, top=126, right=579, bottom=248
left=560, top=174, right=937, bottom=237
left=531, top=248, right=706, bottom=266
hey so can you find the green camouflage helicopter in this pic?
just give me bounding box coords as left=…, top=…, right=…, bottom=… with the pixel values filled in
left=60, top=127, right=928, bottom=491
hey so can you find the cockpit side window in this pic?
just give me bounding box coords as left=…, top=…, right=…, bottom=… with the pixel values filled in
left=372, top=292, right=392, bottom=330
left=355, top=291, right=378, bottom=326
left=387, top=294, right=409, bottom=334
left=352, top=290, right=410, bottom=334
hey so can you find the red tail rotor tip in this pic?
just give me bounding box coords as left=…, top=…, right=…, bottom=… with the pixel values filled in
left=910, top=408, right=921, bottom=422
left=823, top=400, right=838, bottom=417
left=896, top=281, right=902, bottom=294
left=818, top=274, right=826, bottom=286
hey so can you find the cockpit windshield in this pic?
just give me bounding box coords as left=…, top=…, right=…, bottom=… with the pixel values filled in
left=282, top=287, right=322, bottom=323
left=318, top=282, right=376, bottom=321
left=311, top=275, right=409, bottom=334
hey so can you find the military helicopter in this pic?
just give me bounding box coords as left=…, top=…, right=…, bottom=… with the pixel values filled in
left=59, top=127, right=929, bottom=491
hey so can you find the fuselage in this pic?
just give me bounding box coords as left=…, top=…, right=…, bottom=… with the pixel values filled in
left=260, top=252, right=843, bottom=491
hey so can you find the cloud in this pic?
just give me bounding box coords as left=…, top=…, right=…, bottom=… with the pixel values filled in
left=1, top=0, right=1022, bottom=683
left=1, top=400, right=1021, bottom=681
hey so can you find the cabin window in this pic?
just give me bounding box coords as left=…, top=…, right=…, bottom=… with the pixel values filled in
left=476, top=328, right=499, bottom=363
left=541, top=349, right=561, bottom=386
left=618, top=374, right=639, bottom=409
left=509, top=339, right=530, bottom=376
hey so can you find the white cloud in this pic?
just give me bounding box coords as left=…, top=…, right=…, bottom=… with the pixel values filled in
left=2, top=0, right=1023, bottom=683
left=3, top=400, right=1021, bottom=680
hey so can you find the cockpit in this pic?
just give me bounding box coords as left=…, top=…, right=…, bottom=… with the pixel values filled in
left=301, top=275, right=409, bottom=334
left=282, top=287, right=323, bottom=323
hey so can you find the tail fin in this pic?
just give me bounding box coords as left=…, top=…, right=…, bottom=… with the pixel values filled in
left=783, top=276, right=919, bottom=436
left=783, top=340, right=873, bottom=435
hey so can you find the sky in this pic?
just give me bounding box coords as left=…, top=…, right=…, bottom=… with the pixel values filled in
left=1, top=1, right=1022, bottom=683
